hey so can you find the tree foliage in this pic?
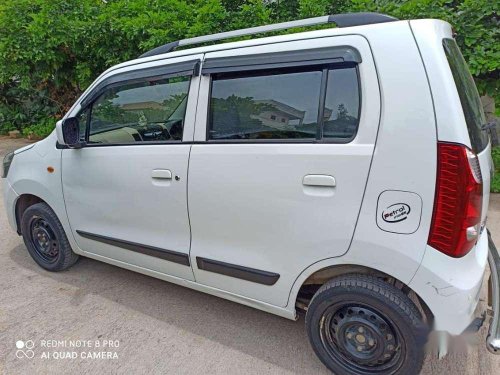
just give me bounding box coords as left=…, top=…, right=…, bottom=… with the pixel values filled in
left=0, top=0, right=498, bottom=135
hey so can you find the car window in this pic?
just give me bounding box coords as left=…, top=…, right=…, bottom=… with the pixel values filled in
left=208, top=66, right=360, bottom=142
left=76, top=108, right=89, bottom=142
left=323, top=68, right=360, bottom=139
left=88, top=76, right=190, bottom=144
left=443, top=38, right=488, bottom=153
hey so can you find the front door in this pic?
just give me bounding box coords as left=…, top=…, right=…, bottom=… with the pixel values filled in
left=62, top=59, right=201, bottom=280
left=188, top=36, right=380, bottom=306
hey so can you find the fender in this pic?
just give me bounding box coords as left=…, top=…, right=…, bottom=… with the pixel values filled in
left=7, top=134, right=85, bottom=256
left=10, top=179, right=84, bottom=256
left=285, top=240, right=425, bottom=310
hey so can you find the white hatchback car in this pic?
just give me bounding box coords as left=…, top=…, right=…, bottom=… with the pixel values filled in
left=2, top=12, right=499, bottom=374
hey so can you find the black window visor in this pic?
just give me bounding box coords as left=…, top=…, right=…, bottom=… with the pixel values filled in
left=81, top=59, right=200, bottom=108
left=201, top=46, right=361, bottom=75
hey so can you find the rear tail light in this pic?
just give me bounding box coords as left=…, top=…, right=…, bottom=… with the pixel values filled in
left=428, top=142, right=483, bottom=258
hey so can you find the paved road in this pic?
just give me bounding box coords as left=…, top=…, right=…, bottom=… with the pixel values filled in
left=0, top=137, right=499, bottom=374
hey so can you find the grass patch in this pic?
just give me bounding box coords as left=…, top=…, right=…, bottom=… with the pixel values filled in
left=491, top=146, right=500, bottom=193
left=21, top=119, right=56, bottom=139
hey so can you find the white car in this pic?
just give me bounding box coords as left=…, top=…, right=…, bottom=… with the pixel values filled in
left=2, top=12, right=499, bottom=374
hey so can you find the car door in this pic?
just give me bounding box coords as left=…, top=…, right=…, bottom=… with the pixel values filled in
left=188, top=36, right=380, bottom=306
left=62, top=56, right=202, bottom=280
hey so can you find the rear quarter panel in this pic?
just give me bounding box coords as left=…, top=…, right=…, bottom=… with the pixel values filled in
left=288, top=21, right=437, bottom=307
left=407, top=19, right=491, bottom=334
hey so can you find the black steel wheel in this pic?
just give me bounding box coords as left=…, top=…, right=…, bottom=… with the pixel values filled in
left=306, top=274, right=427, bottom=375
left=28, top=216, right=59, bottom=263
left=21, top=202, right=79, bottom=271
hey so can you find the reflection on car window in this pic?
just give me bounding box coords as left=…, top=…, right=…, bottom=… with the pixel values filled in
left=77, top=108, right=89, bottom=142
left=208, top=66, right=360, bottom=141
left=323, top=68, right=360, bottom=139
left=88, top=76, right=190, bottom=144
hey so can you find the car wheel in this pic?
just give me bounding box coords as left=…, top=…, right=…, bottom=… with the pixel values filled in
left=21, top=202, right=79, bottom=272
left=306, top=274, right=427, bottom=375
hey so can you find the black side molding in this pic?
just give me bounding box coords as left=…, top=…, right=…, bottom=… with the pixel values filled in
left=196, top=257, right=280, bottom=286
left=76, top=230, right=190, bottom=266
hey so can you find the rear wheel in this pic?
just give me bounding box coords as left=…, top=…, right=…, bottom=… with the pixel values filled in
left=306, top=274, right=427, bottom=375
left=21, top=202, right=79, bottom=271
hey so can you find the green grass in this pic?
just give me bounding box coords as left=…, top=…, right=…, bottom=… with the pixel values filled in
left=491, top=146, right=500, bottom=193
left=21, top=119, right=55, bottom=139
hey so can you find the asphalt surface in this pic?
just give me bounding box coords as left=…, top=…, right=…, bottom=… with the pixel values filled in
left=1, top=137, right=499, bottom=374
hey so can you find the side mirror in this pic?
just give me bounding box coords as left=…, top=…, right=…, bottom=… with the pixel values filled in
left=56, top=117, right=83, bottom=148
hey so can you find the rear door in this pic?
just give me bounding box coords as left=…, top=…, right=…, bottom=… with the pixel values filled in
left=188, top=36, right=380, bottom=306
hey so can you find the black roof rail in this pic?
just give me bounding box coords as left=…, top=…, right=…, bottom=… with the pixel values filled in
left=139, top=12, right=397, bottom=59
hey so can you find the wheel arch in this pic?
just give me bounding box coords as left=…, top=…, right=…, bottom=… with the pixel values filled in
left=290, top=262, right=434, bottom=326
left=9, top=175, right=66, bottom=236
left=15, top=194, right=47, bottom=235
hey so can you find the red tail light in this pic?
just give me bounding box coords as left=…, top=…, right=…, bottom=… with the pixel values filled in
left=428, top=142, right=483, bottom=258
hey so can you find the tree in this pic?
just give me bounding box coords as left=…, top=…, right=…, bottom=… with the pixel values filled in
left=0, top=0, right=497, bottom=136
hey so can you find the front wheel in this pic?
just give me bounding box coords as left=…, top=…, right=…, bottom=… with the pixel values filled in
left=21, top=202, right=79, bottom=272
left=306, top=274, right=427, bottom=375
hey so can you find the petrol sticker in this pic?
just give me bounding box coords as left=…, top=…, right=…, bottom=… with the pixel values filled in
left=382, top=203, right=411, bottom=223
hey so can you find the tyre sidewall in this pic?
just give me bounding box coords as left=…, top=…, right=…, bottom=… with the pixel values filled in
left=306, top=285, right=424, bottom=375
left=21, top=204, right=72, bottom=272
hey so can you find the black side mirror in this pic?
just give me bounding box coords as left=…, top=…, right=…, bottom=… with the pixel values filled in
left=62, top=117, right=83, bottom=148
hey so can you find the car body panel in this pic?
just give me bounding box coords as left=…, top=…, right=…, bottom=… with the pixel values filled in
left=59, top=72, right=202, bottom=281
left=188, top=35, right=379, bottom=307
left=1, top=19, right=493, bottom=339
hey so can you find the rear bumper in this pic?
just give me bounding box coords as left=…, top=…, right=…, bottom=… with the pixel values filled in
left=409, top=230, right=488, bottom=335
left=409, top=229, right=500, bottom=354
left=486, top=231, right=500, bottom=354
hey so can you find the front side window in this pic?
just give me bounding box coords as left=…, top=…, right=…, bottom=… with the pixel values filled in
left=76, top=108, right=89, bottom=142
left=87, top=76, right=190, bottom=144
left=208, top=66, right=360, bottom=141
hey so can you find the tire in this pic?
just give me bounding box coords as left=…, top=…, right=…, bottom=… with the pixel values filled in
left=21, top=202, right=79, bottom=272
left=306, top=274, right=427, bottom=375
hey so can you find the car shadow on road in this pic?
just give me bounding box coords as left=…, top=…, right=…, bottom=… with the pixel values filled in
left=9, top=244, right=330, bottom=374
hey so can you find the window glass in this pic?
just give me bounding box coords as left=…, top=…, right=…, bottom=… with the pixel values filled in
left=323, top=68, right=360, bottom=140
left=209, top=69, right=322, bottom=140
left=208, top=66, right=360, bottom=141
left=443, top=38, right=488, bottom=153
left=88, top=76, right=190, bottom=144
left=76, top=108, right=89, bottom=142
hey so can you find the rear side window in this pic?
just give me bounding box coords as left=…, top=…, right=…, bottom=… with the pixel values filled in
left=443, top=38, right=488, bottom=153
left=208, top=66, right=360, bottom=141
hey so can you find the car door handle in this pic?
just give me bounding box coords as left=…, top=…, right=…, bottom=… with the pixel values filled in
left=151, top=169, right=172, bottom=179
left=303, top=174, right=336, bottom=187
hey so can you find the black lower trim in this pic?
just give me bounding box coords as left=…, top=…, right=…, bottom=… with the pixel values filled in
left=76, top=230, right=190, bottom=266
left=196, top=257, right=280, bottom=286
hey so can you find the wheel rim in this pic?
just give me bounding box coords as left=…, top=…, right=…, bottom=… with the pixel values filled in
left=319, top=302, right=405, bottom=374
left=29, top=216, right=59, bottom=263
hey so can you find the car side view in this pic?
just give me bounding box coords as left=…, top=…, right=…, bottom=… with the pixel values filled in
left=2, top=12, right=500, bottom=374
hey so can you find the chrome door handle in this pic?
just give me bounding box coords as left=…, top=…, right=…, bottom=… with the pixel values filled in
left=303, top=174, right=336, bottom=187
left=151, top=169, right=172, bottom=179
